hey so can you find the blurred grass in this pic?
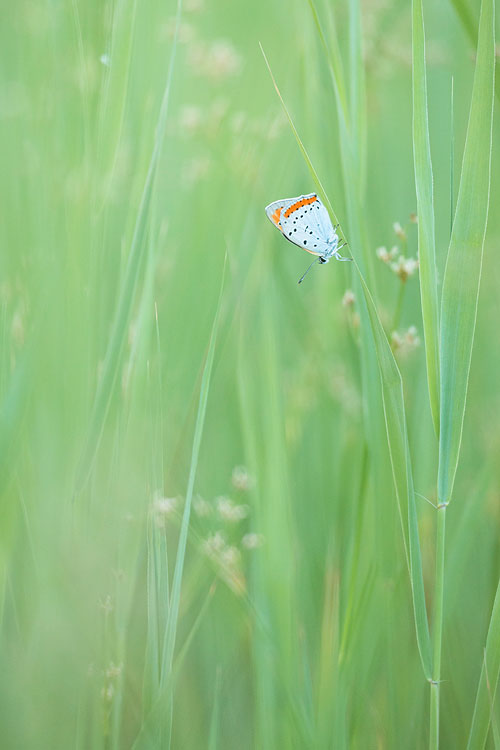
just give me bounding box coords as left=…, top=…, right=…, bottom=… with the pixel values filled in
left=0, top=0, right=499, bottom=748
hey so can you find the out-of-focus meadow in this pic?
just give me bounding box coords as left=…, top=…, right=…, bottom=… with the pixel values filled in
left=0, top=0, right=499, bottom=747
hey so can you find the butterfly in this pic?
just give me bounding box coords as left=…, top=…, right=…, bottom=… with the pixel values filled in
left=265, top=193, right=352, bottom=283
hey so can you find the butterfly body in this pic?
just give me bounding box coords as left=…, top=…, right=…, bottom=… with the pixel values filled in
left=265, top=193, right=351, bottom=282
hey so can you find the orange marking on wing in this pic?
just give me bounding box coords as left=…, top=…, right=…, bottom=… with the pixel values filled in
left=271, top=206, right=282, bottom=227
left=283, top=194, right=317, bottom=219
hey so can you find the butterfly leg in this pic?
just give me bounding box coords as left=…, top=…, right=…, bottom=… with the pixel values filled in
left=334, top=241, right=352, bottom=261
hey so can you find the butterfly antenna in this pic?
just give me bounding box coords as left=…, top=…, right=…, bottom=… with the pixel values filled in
left=298, top=258, right=320, bottom=285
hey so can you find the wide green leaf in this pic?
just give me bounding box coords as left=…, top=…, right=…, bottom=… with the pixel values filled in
left=357, top=268, right=432, bottom=680
left=438, top=0, right=495, bottom=506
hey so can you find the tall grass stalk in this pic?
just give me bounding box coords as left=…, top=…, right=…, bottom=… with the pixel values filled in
left=75, top=0, right=182, bottom=494
left=432, top=0, right=495, bottom=745
left=135, top=265, right=224, bottom=747
left=264, top=0, right=433, bottom=691
left=429, top=504, right=446, bottom=747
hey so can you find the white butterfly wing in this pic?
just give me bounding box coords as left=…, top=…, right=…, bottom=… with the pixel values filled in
left=279, top=194, right=333, bottom=256
left=315, top=201, right=337, bottom=240
left=265, top=197, right=295, bottom=234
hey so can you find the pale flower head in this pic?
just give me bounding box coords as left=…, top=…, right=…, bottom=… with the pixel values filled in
left=342, top=289, right=355, bottom=307
left=161, top=19, right=195, bottom=44
left=188, top=39, right=242, bottom=80
left=221, top=545, right=241, bottom=568
left=202, top=531, right=226, bottom=558
left=99, top=594, right=113, bottom=615
left=242, top=532, right=264, bottom=550
left=231, top=465, right=253, bottom=491
left=393, top=221, right=406, bottom=240
left=391, top=326, right=421, bottom=355
left=105, top=662, right=123, bottom=680
left=390, top=255, right=419, bottom=282
left=216, top=496, right=249, bottom=522
left=179, top=105, right=202, bottom=135
left=101, top=684, right=115, bottom=701
left=376, top=246, right=398, bottom=264
left=151, top=494, right=179, bottom=528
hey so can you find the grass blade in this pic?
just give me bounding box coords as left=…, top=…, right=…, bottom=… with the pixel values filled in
left=348, top=0, right=366, bottom=191
left=438, top=0, right=495, bottom=507
left=75, top=0, right=182, bottom=494
left=259, top=44, right=338, bottom=226
left=306, top=0, right=349, bottom=128
left=356, top=267, right=432, bottom=680
left=261, top=35, right=431, bottom=678
left=134, top=259, right=225, bottom=748
left=260, top=14, right=437, bottom=718
left=467, top=575, right=500, bottom=749
left=448, top=0, right=500, bottom=102
left=160, top=261, right=224, bottom=681
left=412, top=0, right=440, bottom=437
left=432, top=0, right=494, bottom=742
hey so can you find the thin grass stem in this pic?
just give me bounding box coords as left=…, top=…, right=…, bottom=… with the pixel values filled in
left=393, top=282, right=406, bottom=331
left=430, top=504, right=447, bottom=749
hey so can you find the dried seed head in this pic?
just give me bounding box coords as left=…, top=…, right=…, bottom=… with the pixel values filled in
left=221, top=545, right=241, bottom=567
left=393, top=221, right=407, bottom=240
left=242, top=532, right=264, bottom=550
left=391, top=326, right=421, bottom=355
left=202, top=531, right=226, bottom=557
left=231, top=465, right=254, bottom=491
left=342, top=289, right=355, bottom=307
left=179, top=105, right=202, bottom=135
left=390, top=255, right=419, bottom=282
left=105, top=662, right=123, bottom=680
left=99, top=594, right=113, bottom=615
left=376, top=246, right=390, bottom=263
left=216, top=496, right=249, bottom=522
left=151, top=494, right=179, bottom=528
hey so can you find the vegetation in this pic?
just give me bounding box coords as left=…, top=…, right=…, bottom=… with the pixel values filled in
left=0, top=0, right=498, bottom=747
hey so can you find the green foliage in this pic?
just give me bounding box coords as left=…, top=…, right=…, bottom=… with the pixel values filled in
left=0, top=0, right=498, bottom=748
left=438, top=0, right=495, bottom=508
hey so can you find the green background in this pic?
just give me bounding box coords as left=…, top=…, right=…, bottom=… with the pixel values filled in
left=0, top=0, right=498, bottom=747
